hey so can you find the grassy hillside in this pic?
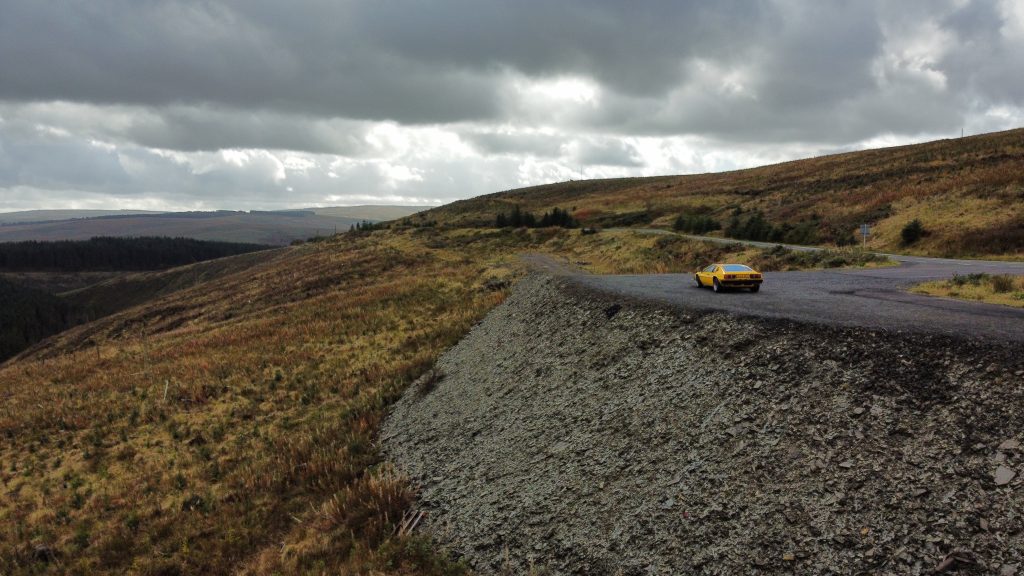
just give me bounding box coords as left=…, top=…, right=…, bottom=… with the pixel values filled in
left=0, top=229, right=516, bottom=575
left=58, top=248, right=288, bottom=326
left=409, top=128, right=1024, bottom=258
left=0, top=243, right=283, bottom=363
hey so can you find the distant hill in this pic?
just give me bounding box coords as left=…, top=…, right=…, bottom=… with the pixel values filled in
left=308, top=205, right=430, bottom=221
left=0, top=209, right=163, bottom=224
left=0, top=206, right=427, bottom=245
left=0, top=211, right=357, bottom=245
left=409, top=128, right=1024, bottom=258
left=0, top=236, right=272, bottom=272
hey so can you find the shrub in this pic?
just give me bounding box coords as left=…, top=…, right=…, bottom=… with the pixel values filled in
left=496, top=207, right=575, bottom=229
left=990, top=274, right=1015, bottom=293
left=949, top=273, right=988, bottom=287
left=672, top=214, right=720, bottom=234
left=901, top=219, right=925, bottom=245
left=415, top=368, right=445, bottom=396
left=538, top=207, right=577, bottom=228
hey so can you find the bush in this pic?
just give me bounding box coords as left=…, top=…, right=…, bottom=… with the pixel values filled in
left=672, top=213, right=720, bottom=234
left=496, top=206, right=575, bottom=229
left=949, top=273, right=988, bottom=287
left=990, top=274, right=1015, bottom=293
left=415, top=368, right=445, bottom=396
left=901, top=219, right=925, bottom=245
left=350, top=220, right=386, bottom=232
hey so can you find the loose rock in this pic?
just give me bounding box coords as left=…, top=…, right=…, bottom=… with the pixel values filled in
left=383, top=275, right=1024, bottom=575
left=995, top=466, right=1016, bottom=486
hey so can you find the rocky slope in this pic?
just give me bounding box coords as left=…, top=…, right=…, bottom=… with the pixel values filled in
left=383, top=275, right=1024, bottom=575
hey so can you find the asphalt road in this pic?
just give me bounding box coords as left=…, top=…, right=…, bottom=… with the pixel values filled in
left=563, top=239, right=1024, bottom=342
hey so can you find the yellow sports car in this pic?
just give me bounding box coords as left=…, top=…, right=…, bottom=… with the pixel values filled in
left=695, top=263, right=763, bottom=293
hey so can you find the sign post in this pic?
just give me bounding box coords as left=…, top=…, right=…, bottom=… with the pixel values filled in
left=859, top=224, right=870, bottom=248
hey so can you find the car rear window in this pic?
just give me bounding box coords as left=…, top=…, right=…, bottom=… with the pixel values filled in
left=723, top=264, right=753, bottom=272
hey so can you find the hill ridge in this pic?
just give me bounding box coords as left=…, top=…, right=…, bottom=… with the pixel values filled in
left=410, top=127, right=1024, bottom=259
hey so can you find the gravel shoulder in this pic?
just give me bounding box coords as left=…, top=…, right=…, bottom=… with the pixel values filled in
left=383, top=274, right=1024, bottom=575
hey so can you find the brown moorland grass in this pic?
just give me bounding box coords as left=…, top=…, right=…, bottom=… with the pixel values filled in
left=912, top=273, right=1024, bottom=308
left=0, top=227, right=893, bottom=575
left=409, top=128, right=1024, bottom=258
left=0, top=230, right=516, bottom=575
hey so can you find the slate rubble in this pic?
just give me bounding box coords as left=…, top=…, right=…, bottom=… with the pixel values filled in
left=383, top=275, right=1024, bottom=575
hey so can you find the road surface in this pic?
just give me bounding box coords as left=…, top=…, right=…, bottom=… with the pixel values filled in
left=548, top=234, right=1024, bottom=342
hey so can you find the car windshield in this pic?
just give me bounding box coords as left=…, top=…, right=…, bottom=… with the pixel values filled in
left=722, top=264, right=753, bottom=272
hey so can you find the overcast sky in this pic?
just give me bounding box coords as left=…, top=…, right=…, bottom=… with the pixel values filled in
left=1, top=0, right=1022, bottom=211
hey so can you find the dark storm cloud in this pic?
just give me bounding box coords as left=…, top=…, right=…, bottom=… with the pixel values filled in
left=3, top=0, right=1022, bottom=142
left=349, top=0, right=763, bottom=96
left=0, top=0, right=766, bottom=126
left=0, top=0, right=501, bottom=124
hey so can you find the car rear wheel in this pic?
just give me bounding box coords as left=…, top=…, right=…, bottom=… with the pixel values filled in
left=695, top=274, right=702, bottom=287
left=750, top=285, right=760, bottom=293
left=712, top=278, right=722, bottom=293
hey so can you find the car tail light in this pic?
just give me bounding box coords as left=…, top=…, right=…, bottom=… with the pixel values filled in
left=725, top=274, right=736, bottom=279
left=752, top=274, right=761, bottom=279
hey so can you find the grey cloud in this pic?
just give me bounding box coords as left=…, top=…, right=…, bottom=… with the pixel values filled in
left=0, top=1, right=772, bottom=127
left=0, top=1, right=502, bottom=124
left=939, top=1, right=1024, bottom=105
left=349, top=0, right=765, bottom=96
left=0, top=122, right=132, bottom=192
left=123, top=108, right=371, bottom=155
left=576, top=139, right=644, bottom=167
left=0, top=117, right=525, bottom=210
left=571, top=1, right=1024, bottom=144
left=0, top=102, right=375, bottom=156
left=462, top=131, right=565, bottom=157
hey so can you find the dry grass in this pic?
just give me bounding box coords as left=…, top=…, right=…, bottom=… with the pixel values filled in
left=406, top=128, right=1024, bottom=258
left=0, top=230, right=513, bottom=575
left=912, top=273, right=1024, bottom=308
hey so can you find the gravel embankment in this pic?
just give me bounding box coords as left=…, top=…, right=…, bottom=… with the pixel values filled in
left=382, top=274, right=1024, bottom=575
